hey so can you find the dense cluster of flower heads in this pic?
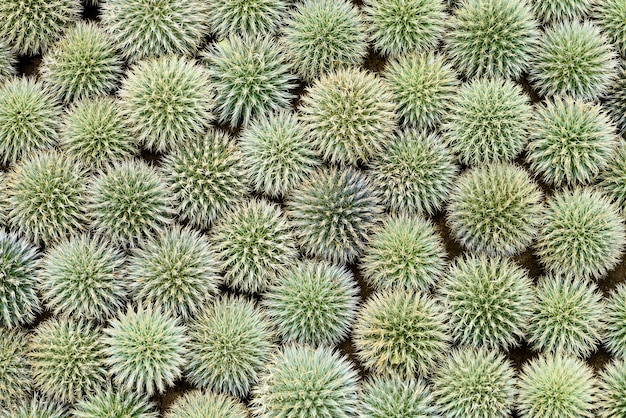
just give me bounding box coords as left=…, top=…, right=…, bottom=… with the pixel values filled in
left=4, top=0, right=626, bottom=417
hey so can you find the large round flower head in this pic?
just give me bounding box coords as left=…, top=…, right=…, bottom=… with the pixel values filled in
left=240, top=111, right=320, bottom=198
left=119, top=56, right=214, bottom=153
left=300, top=68, right=397, bottom=166
left=518, top=354, right=597, bottom=418
left=0, top=329, right=30, bottom=407
left=7, top=151, right=88, bottom=246
left=445, top=0, right=539, bottom=79
left=203, top=35, right=295, bottom=127
left=89, top=159, right=173, bottom=247
left=599, top=359, right=626, bottom=418
left=383, top=53, right=459, bottom=130
left=358, top=375, right=437, bottom=418
left=165, top=391, right=248, bottom=418
left=186, top=295, right=275, bottom=397
left=531, top=0, right=592, bottom=23
left=263, top=260, right=359, bottom=346
left=286, top=167, right=383, bottom=265
left=361, top=215, right=447, bottom=292
left=127, top=226, right=221, bottom=320
left=530, top=20, right=618, bottom=99
left=100, top=0, right=208, bottom=63
left=29, top=318, right=106, bottom=403
left=603, top=284, right=626, bottom=357
left=606, top=67, right=626, bottom=134
left=40, top=22, right=122, bottom=104
left=600, top=143, right=626, bottom=212
left=443, top=77, right=532, bottom=166
left=103, top=304, right=188, bottom=396
left=596, top=0, right=626, bottom=56
left=251, top=345, right=359, bottom=418
left=527, top=97, right=618, bottom=187
left=282, top=0, right=367, bottom=81
left=0, top=0, right=80, bottom=55
left=205, top=0, right=288, bottom=39
left=0, top=44, right=15, bottom=83
left=353, top=290, right=449, bottom=377
left=38, top=234, right=126, bottom=322
left=0, top=77, right=60, bottom=165
left=369, top=130, right=459, bottom=216
left=210, top=199, right=297, bottom=294
left=536, top=187, right=626, bottom=280
left=447, top=163, right=544, bottom=256
left=72, top=386, right=158, bottom=418
left=0, top=396, right=66, bottom=418
left=162, top=129, right=247, bottom=229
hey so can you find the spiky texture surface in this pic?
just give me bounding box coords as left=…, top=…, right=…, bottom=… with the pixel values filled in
left=536, top=187, right=625, bottom=280
left=604, top=284, right=626, bottom=358
left=361, top=215, right=447, bottom=292
left=205, top=0, right=288, bottom=39
left=72, top=386, right=157, bottom=418
left=518, top=355, right=597, bottom=418
left=432, top=348, right=516, bottom=418
left=251, top=345, right=359, bottom=418
left=240, top=111, right=319, bottom=198
left=162, top=129, right=247, bottom=229
left=600, top=142, right=626, bottom=211
left=606, top=67, right=626, bottom=134
left=358, top=375, right=437, bottom=418
left=530, top=20, right=618, bottom=99
left=0, top=44, right=15, bottom=83
left=264, top=260, right=359, bottom=346
left=599, top=359, right=626, bottom=418
left=282, top=0, right=367, bottom=81
left=527, top=97, right=618, bottom=187
left=103, top=304, right=188, bottom=396
left=165, top=391, right=248, bottom=418
left=29, top=318, right=106, bottom=403
left=210, top=199, right=297, bottom=294
left=300, top=68, right=396, bottom=166
left=447, top=163, right=543, bottom=256
left=119, top=56, right=214, bottom=153
left=186, top=295, right=275, bottom=397
left=38, top=234, right=126, bottom=322
left=0, top=329, right=30, bottom=407
left=531, top=0, right=593, bottom=23
left=596, top=0, right=626, bottom=56
left=0, top=78, right=60, bottom=165
left=444, top=77, right=532, bottom=166
left=286, top=167, right=383, bottom=265
left=0, top=397, right=66, bottom=418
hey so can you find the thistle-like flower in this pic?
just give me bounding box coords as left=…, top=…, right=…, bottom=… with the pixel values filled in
left=165, top=391, right=248, bottom=418
left=599, top=359, right=626, bottom=418
left=205, top=0, right=288, bottom=39
left=72, top=386, right=158, bottom=418
left=0, top=329, right=30, bottom=407
left=358, top=375, right=437, bottom=418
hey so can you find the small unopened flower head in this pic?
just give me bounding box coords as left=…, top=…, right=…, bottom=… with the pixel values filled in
left=0, top=329, right=31, bottom=407
left=72, top=386, right=158, bottom=418
left=358, top=375, right=437, bottom=418
left=165, top=391, right=248, bottom=418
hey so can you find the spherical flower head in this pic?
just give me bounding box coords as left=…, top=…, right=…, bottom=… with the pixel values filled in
left=0, top=44, right=15, bottom=83
left=119, top=56, right=215, bottom=153
left=263, top=260, right=359, bottom=346
left=300, top=68, right=397, bottom=166
left=444, top=77, right=532, bottom=166
left=103, top=304, right=188, bottom=396
left=165, top=391, right=248, bottom=418
left=532, top=0, right=593, bottom=23
left=251, top=345, right=359, bottom=418
left=358, top=375, right=437, bottom=418
left=353, top=290, right=449, bottom=377
left=0, top=397, right=66, bottom=418
left=127, top=226, right=221, bottom=320
left=72, top=386, right=158, bottom=418
left=518, top=354, right=597, bottom=418
left=162, top=129, right=247, bottom=229
left=599, top=359, right=626, bottom=418
left=282, top=0, right=367, bottom=81
left=211, top=199, right=297, bottom=293
left=0, top=329, right=30, bottom=407
left=600, top=142, right=626, bottom=212
left=361, top=215, right=447, bottom=292
left=536, top=187, right=626, bottom=280
left=531, top=20, right=618, bottom=99
left=203, top=36, right=295, bottom=127
left=186, top=295, right=275, bottom=397
left=447, top=163, right=544, bottom=256
left=595, top=0, right=626, bottom=56
left=286, top=167, right=383, bottom=265
left=205, top=0, right=288, bottom=39
left=603, top=284, right=626, bottom=357
left=606, top=67, right=626, bottom=134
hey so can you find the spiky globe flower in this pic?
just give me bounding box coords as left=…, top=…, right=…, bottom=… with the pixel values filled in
left=100, top=0, right=208, bottom=63
left=103, top=304, right=188, bottom=396
left=0, top=329, right=30, bottom=407
left=0, top=397, right=66, bottom=418
left=527, top=97, right=618, bottom=187
left=251, top=345, right=359, bottom=418
left=162, top=129, right=247, bottom=229
left=606, top=68, right=626, bottom=134
left=263, top=260, right=359, bottom=346
left=530, top=20, right=618, bottom=99
left=358, top=375, right=437, bottom=418
left=186, top=295, right=275, bottom=397
left=89, top=160, right=173, bottom=247
left=127, top=226, right=221, bottom=320
left=531, top=0, right=593, bottom=23
left=518, top=354, right=597, bottom=418
left=286, top=167, right=383, bottom=265
left=38, top=235, right=126, bottom=322
left=598, top=359, right=626, bottom=418
left=0, top=44, right=15, bottom=83
left=165, top=391, right=248, bottom=418
left=443, top=77, right=532, bottom=166
left=7, top=151, right=88, bottom=246
left=119, top=56, right=214, bottom=153
left=383, top=53, right=459, bottom=130
left=210, top=199, right=297, bottom=293
left=447, top=163, right=544, bottom=256
left=595, top=0, right=626, bottom=56
left=282, top=0, right=367, bottom=81
left=536, top=187, right=625, bottom=280
left=361, top=215, right=447, bottom=292
left=600, top=142, right=626, bottom=212
left=72, top=386, right=158, bottom=418
left=240, top=111, right=320, bottom=198
left=205, top=0, right=288, bottom=39
left=353, top=290, right=449, bottom=377
left=0, top=77, right=60, bottom=165
left=604, top=284, right=626, bottom=358
left=300, top=68, right=397, bottom=166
